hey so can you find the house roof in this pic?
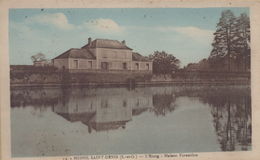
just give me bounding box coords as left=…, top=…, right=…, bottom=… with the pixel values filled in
left=132, top=52, right=151, bottom=62
left=53, top=48, right=96, bottom=59
left=82, top=39, right=132, bottom=50
left=56, top=112, right=96, bottom=123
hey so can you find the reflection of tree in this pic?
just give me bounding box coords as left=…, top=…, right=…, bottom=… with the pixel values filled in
left=220, top=99, right=235, bottom=151
left=11, top=88, right=59, bottom=108
left=235, top=95, right=251, bottom=150
left=174, top=86, right=251, bottom=151
left=152, top=94, right=177, bottom=116
left=201, top=88, right=251, bottom=151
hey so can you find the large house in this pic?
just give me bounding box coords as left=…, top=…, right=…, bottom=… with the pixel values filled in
left=53, top=38, right=152, bottom=73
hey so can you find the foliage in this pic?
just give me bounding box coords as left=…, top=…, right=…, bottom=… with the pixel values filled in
left=149, top=51, right=180, bottom=75
left=184, top=58, right=210, bottom=71
left=152, top=94, right=177, bottom=116
left=232, top=13, right=251, bottom=69
left=209, top=10, right=250, bottom=71
left=31, top=53, right=47, bottom=62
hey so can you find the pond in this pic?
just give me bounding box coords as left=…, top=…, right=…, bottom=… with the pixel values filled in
left=10, top=85, right=251, bottom=157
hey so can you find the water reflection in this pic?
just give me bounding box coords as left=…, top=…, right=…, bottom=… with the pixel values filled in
left=11, top=85, right=251, bottom=156
left=12, top=87, right=154, bottom=132
left=173, top=86, right=251, bottom=151
left=203, top=89, right=251, bottom=151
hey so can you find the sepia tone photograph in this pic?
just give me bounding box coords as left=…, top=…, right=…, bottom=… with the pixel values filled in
left=1, top=0, right=260, bottom=160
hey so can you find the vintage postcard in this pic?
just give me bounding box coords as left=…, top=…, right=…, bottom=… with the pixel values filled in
left=1, top=0, right=260, bottom=160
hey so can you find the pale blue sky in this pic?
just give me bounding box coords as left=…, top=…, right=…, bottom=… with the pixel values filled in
left=9, top=8, right=249, bottom=66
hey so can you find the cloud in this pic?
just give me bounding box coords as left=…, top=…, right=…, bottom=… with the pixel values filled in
left=83, top=18, right=124, bottom=33
left=26, top=13, right=75, bottom=30
left=172, top=26, right=214, bottom=40
left=24, top=13, right=124, bottom=33
left=156, top=26, right=214, bottom=43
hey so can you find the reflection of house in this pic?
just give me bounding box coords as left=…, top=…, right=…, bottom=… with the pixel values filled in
left=53, top=38, right=152, bottom=73
left=53, top=88, right=152, bottom=132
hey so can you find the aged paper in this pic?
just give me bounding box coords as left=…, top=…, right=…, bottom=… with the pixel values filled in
left=1, top=0, right=260, bottom=160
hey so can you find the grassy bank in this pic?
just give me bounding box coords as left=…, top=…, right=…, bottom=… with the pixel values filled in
left=10, top=65, right=250, bottom=88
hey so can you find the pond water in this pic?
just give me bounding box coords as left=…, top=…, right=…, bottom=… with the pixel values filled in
left=10, top=85, right=251, bottom=157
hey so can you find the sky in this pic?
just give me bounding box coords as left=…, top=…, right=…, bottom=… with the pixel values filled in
left=9, top=8, right=249, bottom=66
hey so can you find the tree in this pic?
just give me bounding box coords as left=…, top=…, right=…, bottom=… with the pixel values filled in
left=209, top=10, right=237, bottom=71
left=209, top=10, right=250, bottom=72
left=233, top=13, right=250, bottom=71
left=149, top=51, right=180, bottom=75
left=31, top=53, right=47, bottom=63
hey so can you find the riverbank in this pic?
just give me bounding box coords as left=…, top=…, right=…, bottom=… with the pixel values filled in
left=10, top=65, right=250, bottom=88
left=10, top=79, right=250, bottom=88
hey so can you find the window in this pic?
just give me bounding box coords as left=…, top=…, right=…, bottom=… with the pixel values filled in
left=135, top=63, right=139, bottom=70
left=113, top=51, right=117, bottom=58
left=88, top=61, right=92, bottom=69
left=101, top=100, right=108, bottom=108
left=123, top=62, right=127, bottom=70
left=73, top=60, right=79, bottom=69
left=103, top=53, right=107, bottom=58
left=101, top=62, right=109, bottom=70
left=146, top=63, right=149, bottom=70
left=123, top=100, right=127, bottom=107
left=136, top=99, right=140, bottom=106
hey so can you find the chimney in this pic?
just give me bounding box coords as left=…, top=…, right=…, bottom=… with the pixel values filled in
left=88, top=37, right=92, bottom=44
left=122, top=40, right=126, bottom=45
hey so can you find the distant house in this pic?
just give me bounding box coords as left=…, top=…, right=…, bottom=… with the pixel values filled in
left=52, top=38, right=152, bottom=73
